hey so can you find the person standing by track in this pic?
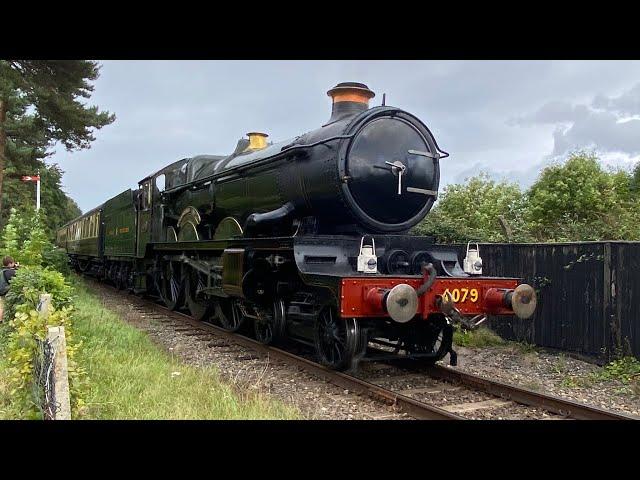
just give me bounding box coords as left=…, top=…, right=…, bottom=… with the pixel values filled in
left=0, top=256, right=18, bottom=321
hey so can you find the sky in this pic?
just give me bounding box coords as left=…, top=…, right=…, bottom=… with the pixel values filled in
left=46, top=60, right=640, bottom=213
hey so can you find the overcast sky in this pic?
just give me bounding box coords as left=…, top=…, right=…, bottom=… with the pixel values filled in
left=46, top=60, right=640, bottom=213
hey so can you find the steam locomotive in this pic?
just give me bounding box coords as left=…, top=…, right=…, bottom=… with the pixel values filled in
left=56, top=82, right=536, bottom=370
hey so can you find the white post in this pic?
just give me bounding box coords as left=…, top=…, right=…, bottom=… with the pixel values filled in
left=36, top=177, right=41, bottom=211
left=46, top=326, right=71, bottom=420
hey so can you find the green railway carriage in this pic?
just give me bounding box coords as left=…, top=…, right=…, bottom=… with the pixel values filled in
left=60, top=207, right=103, bottom=263
left=55, top=227, right=67, bottom=249
left=56, top=188, right=139, bottom=285
left=103, top=189, right=137, bottom=257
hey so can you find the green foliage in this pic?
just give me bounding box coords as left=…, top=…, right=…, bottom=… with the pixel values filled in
left=557, top=357, right=640, bottom=395
left=63, top=279, right=298, bottom=419
left=1, top=267, right=84, bottom=418
left=595, top=357, right=640, bottom=384
left=1, top=161, right=82, bottom=235
left=559, top=375, right=592, bottom=389
left=414, top=173, right=531, bottom=243
left=526, top=151, right=640, bottom=241
left=4, top=61, right=115, bottom=151
left=0, top=60, right=112, bottom=228
left=4, top=305, right=86, bottom=418
left=0, top=206, right=68, bottom=272
left=453, top=326, right=505, bottom=348
left=415, top=151, right=640, bottom=243
left=42, top=247, right=71, bottom=276
left=3, top=266, right=73, bottom=322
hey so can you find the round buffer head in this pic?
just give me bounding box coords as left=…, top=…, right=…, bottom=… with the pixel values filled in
left=385, top=284, right=419, bottom=323
left=512, top=284, right=537, bottom=319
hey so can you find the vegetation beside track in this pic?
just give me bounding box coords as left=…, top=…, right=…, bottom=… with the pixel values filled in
left=2, top=277, right=299, bottom=419
left=451, top=326, right=639, bottom=398
left=64, top=279, right=299, bottom=419
left=559, top=356, right=640, bottom=396
left=453, top=326, right=505, bottom=348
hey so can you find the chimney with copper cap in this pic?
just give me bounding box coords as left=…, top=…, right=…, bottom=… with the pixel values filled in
left=326, top=82, right=375, bottom=124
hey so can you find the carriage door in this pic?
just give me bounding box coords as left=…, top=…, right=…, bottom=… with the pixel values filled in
left=137, top=179, right=153, bottom=257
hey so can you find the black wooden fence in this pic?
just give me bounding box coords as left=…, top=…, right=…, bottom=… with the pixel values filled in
left=453, top=242, right=640, bottom=360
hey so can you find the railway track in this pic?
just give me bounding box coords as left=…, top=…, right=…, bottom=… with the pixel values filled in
left=88, top=279, right=638, bottom=420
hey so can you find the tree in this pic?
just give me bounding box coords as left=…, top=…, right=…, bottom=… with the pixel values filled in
left=2, top=164, right=81, bottom=236
left=526, top=151, right=640, bottom=241
left=0, top=206, right=69, bottom=273
left=0, top=61, right=114, bottom=223
left=630, top=162, right=640, bottom=196
left=414, top=173, right=530, bottom=243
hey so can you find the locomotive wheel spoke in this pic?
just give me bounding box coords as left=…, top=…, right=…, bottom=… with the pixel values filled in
left=185, top=266, right=212, bottom=321
left=254, top=299, right=286, bottom=345
left=314, top=307, right=363, bottom=371
left=216, top=298, right=244, bottom=332
left=406, top=315, right=453, bottom=365
left=161, top=261, right=183, bottom=311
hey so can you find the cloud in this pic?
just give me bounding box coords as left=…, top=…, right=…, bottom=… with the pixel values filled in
left=592, top=84, right=640, bottom=116
left=509, top=101, right=589, bottom=126
left=512, top=82, right=640, bottom=159
left=452, top=159, right=552, bottom=190
left=45, top=61, right=640, bottom=212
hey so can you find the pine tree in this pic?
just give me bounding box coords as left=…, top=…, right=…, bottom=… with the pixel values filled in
left=0, top=60, right=114, bottom=224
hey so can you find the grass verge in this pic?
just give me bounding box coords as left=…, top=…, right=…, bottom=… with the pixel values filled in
left=1, top=280, right=300, bottom=419
left=453, top=326, right=505, bottom=348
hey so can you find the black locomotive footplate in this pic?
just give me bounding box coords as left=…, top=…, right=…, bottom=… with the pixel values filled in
left=151, top=236, right=295, bottom=252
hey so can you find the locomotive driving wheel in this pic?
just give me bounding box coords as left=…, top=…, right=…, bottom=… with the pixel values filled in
left=215, top=297, right=245, bottom=332
left=160, top=261, right=184, bottom=311
left=254, top=299, right=286, bottom=344
left=404, top=314, right=453, bottom=365
left=314, top=307, right=367, bottom=371
left=184, top=266, right=212, bottom=321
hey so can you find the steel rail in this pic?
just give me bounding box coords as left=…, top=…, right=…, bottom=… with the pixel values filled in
left=136, top=298, right=462, bottom=420
left=90, top=279, right=638, bottom=421
left=423, top=365, right=638, bottom=420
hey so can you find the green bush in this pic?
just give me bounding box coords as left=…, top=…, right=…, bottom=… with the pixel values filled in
left=595, top=357, right=640, bottom=384
left=4, top=305, right=86, bottom=418
left=3, top=267, right=73, bottom=323
left=1, top=267, right=84, bottom=418
left=42, top=247, right=71, bottom=275
left=453, top=326, right=505, bottom=348
left=0, top=207, right=65, bottom=270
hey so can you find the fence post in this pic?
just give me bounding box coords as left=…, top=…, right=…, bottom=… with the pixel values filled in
left=38, top=293, right=52, bottom=317
left=37, top=293, right=72, bottom=420
left=602, top=242, right=618, bottom=361
left=46, top=326, right=71, bottom=420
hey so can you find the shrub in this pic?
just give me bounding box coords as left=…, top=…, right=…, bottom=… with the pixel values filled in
left=42, top=247, right=71, bottom=276
left=595, top=356, right=640, bottom=384
left=3, top=267, right=73, bottom=323
left=2, top=267, right=84, bottom=418
left=5, top=304, right=86, bottom=418
left=0, top=207, right=65, bottom=271
left=453, top=326, right=505, bottom=348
